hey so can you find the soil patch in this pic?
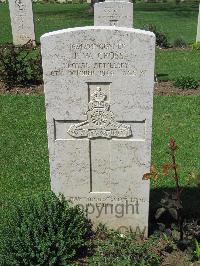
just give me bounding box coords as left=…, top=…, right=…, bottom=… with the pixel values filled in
left=0, top=82, right=44, bottom=95
left=1, top=82, right=200, bottom=96
left=155, top=82, right=200, bottom=96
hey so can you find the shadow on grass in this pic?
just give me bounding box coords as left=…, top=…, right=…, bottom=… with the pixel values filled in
left=149, top=187, right=200, bottom=232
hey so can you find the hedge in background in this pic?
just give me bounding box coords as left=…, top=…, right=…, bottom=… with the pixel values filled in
left=0, top=43, right=42, bottom=88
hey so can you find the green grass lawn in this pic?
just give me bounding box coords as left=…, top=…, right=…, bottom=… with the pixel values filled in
left=152, top=95, right=200, bottom=187
left=134, top=2, right=199, bottom=44
left=0, top=95, right=199, bottom=209
left=155, top=49, right=200, bottom=80
left=0, top=95, right=50, bottom=207
left=0, top=2, right=199, bottom=44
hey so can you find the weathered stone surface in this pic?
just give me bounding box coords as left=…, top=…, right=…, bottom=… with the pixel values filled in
left=8, top=0, right=35, bottom=45
left=41, top=26, right=155, bottom=236
left=94, top=1, right=133, bottom=27
left=197, top=4, right=200, bottom=42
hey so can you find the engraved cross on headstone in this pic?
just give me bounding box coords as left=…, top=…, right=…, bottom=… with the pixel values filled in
left=55, top=85, right=145, bottom=194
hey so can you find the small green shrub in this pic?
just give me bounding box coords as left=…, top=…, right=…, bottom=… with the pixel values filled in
left=145, top=24, right=170, bottom=48
left=0, top=42, right=42, bottom=88
left=191, top=42, right=200, bottom=50
left=89, top=226, right=160, bottom=265
left=173, top=76, right=199, bottom=89
left=0, top=192, right=92, bottom=265
left=173, top=38, right=187, bottom=48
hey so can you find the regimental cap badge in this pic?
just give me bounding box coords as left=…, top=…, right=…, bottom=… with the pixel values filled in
left=67, top=87, right=132, bottom=139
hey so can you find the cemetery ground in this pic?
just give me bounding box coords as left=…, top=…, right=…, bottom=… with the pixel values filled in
left=1, top=96, right=200, bottom=264
left=0, top=2, right=200, bottom=265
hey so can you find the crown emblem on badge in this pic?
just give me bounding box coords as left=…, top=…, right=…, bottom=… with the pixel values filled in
left=92, top=87, right=106, bottom=102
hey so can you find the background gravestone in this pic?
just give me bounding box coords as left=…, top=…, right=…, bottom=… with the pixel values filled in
left=8, top=0, right=35, bottom=45
left=94, top=0, right=133, bottom=27
left=41, top=26, right=155, bottom=236
left=197, top=4, right=200, bottom=42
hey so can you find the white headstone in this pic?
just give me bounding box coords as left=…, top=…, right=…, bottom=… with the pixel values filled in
left=94, top=0, right=133, bottom=27
left=8, top=0, right=35, bottom=45
left=196, top=4, right=200, bottom=42
left=41, top=26, right=155, bottom=236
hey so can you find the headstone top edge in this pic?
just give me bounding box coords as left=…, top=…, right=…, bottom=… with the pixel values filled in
left=40, top=26, right=155, bottom=42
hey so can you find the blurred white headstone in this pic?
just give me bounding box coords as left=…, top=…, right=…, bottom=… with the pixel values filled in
left=94, top=0, right=133, bottom=27
left=8, top=0, right=35, bottom=45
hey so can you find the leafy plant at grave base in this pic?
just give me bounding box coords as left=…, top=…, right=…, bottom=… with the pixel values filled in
left=143, top=139, right=184, bottom=240
left=0, top=192, right=93, bottom=265
left=183, top=220, right=200, bottom=242
left=191, top=42, right=200, bottom=50
left=88, top=225, right=161, bottom=266
left=173, top=76, right=199, bottom=89
left=161, top=232, right=177, bottom=253
left=144, top=24, right=170, bottom=48
left=173, top=38, right=187, bottom=48
left=0, top=42, right=42, bottom=89
left=194, top=239, right=200, bottom=261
